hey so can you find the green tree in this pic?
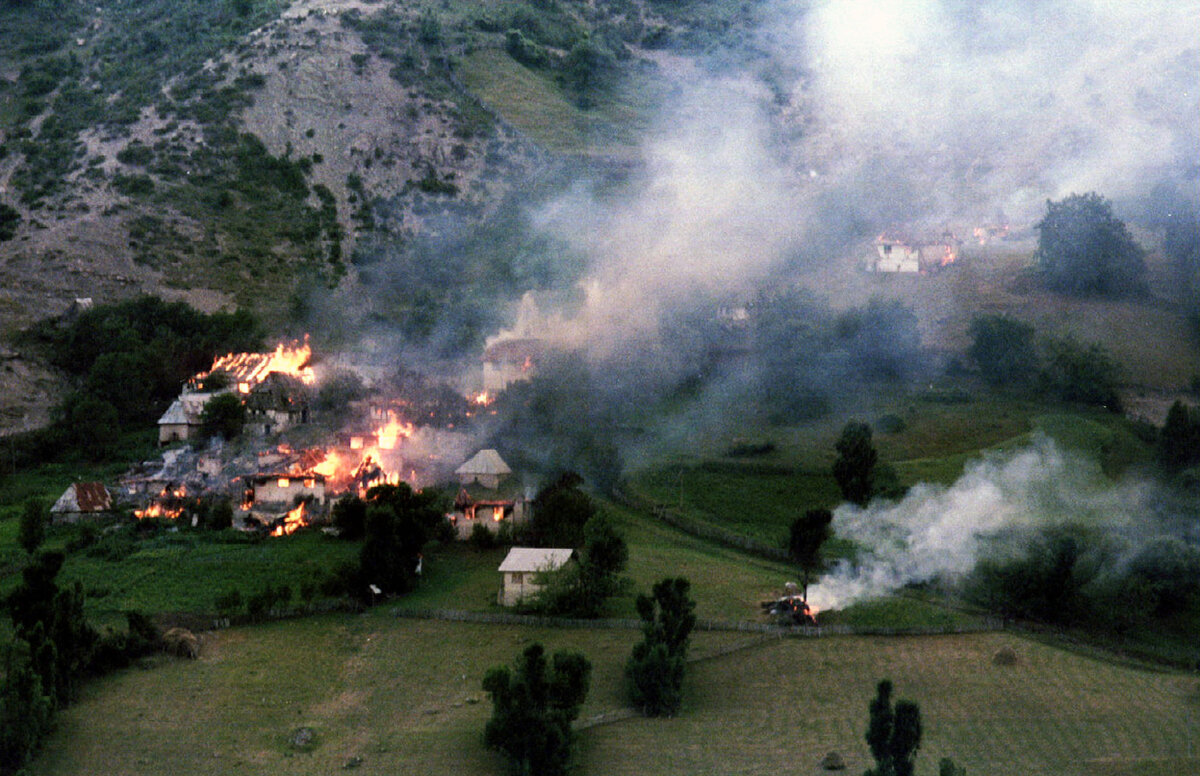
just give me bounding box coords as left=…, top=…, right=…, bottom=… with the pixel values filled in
left=833, top=421, right=877, bottom=506
left=561, top=36, right=617, bottom=107
left=6, top=551, right=97, bottom=707
left=200, top=393, right=245, bottom=439
left=0, top=639, right=54, bottom=774
left=968, top=315, right=1038, bottom=387
left=331, top=494, right=367, bottom=540
left=1158, top=400, right=1200, bottom=471
left=17, top=499, right=46, bottom=555
left=1035, top=192, right=1146, bottom=296
left=357, top=483, right=445, bottom=597
left=788, top=508, right=832, bottom=602
left=0, top=202, right=20, bottom=242
left=528, top=472, right=595, bottom=548
left=865, top=679, right=922, bottom=776
left=482, top=643, right=591, bottom=776
left=534, top=513, right=628, bottom=618
left=208, top=499, right=234, bottom=530
left=626, top=577, right=696, bottom=716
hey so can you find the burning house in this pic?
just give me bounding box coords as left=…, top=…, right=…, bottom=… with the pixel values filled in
left=190, top=339, right=315, bottom=395
left=244, top=372, right=311, bottom=436
left=497, top=547, right=575, bottom=607
left=448, top=486, right=529, bottom=539
left=244, top=473, right=327, bottom=508
left=869, top=230, right=961, bottom=273
left=482, top=338, right=544, bottom=393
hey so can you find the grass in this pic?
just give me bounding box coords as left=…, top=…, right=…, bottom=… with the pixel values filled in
left=456, top=48, right=657, bottom=157
left=31, top=616, right=1200, bottom=776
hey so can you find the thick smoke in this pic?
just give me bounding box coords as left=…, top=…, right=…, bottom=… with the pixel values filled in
left=510, top=0, right=1199, bottom=355
left=787, top=0, right=1200, bottom=220
left=806, top=435, right=1154, bottom=611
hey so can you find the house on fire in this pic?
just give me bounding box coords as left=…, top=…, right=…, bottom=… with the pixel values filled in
left=869, top=230, right=961, bottom=273
left=449, top=486, right=529, bottom=539
left=497, top=547, right=575, bottom=606
left=482, top=338, right=544, bottom=393
left=244, top=372, right=311, bottom=436
left=50, top=482, right=113, bottom=524
left=244, top=472, right=326, bottom=508
left=449, top=449, right=528, bottom=538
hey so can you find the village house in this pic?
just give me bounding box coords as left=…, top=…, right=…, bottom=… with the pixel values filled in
left=50, top=482, right=113, bottom=524
left=244, top=472, right=326, bottom=508
left=448, top=486, right=529, bottom=539
left=869, top=230, right=961, bottom=273
left=455, top=448, right=512, bottom=489
left=244, top=371, right=311, bottom=436
left=497, top=547, right=575, bottom=606
left=157, top=393, right=217, bottom=445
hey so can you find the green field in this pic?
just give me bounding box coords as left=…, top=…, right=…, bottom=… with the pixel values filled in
left=31, top=615, right=1200, bottom=776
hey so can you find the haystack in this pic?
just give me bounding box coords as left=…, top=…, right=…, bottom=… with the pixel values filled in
left=163, top=627, right=200, bottom=659
left=820, top=751, right=846, bottom=771
left=992, top=645, right=1018, bottom=666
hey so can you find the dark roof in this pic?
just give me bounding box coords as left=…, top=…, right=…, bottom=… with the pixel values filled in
left=245, top=372, right=310, bottom=412
left=76, top=482, right=111, bottom=511
left=483, top=338, right=545, bottom=364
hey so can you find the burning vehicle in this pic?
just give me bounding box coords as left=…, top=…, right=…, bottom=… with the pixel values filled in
left=761, top=583, right=818, bottom=626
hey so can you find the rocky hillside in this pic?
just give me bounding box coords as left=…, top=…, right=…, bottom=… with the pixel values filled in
left=0, top=0, right=757, bottom=433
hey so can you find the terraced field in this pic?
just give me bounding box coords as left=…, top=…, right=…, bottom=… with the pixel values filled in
left=33, top=615, right=1200, bottom=776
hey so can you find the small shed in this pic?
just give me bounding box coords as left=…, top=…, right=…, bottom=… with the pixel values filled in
left=497, top=547, right=575, bottom=606
left=456, top=449, right=512, bottom=489
left=50, top=482, right=113, bottom=524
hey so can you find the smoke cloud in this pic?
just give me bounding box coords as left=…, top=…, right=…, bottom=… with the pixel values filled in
left=806, top=435, right=1155, bottom=610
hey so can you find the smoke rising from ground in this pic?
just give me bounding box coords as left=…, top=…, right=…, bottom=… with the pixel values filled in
left=806, top=435, right=1154, bottom=611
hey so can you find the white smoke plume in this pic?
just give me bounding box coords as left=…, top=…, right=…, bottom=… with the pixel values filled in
left=505, top=0, right=1199, bottom=354
left=806, top=435, right=1153, bottom=611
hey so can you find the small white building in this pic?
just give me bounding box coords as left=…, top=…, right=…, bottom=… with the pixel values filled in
left=870, top=231, right=960, bottom=273
left=497, top=547, right=575, bottom=607
left=456, top=449, right=512, bottom=489
left=156, top=392, right=220, bottom=445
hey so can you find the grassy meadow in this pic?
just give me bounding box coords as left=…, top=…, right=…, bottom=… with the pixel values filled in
left=31, top=615, right=1200, bottom=776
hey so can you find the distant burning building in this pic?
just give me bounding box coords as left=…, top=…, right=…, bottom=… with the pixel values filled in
left=245, top=472, right=327, bottom=508
left=482, top=338, right=544, bottom=392
left=869, top=230, right=961, bottom=273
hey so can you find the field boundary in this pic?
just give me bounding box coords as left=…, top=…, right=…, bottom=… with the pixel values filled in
left=613, top=483, right=793, bottom=564
left=390, top=606, right=1002, bottom=637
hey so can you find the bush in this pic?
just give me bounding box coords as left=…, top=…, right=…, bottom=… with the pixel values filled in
left=468, top=521, right=499, bottom=550
left=968, top=315, right=1038, bottom=387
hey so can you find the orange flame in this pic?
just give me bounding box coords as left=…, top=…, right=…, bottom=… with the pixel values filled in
left=199, top=337, right=315, bottom=392
left=269, top=503, right=307, bottom=537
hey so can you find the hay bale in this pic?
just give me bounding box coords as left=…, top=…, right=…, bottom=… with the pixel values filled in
left=162, top=627, right=200, bottom=659
left=820, top=751, right=846, bottom=771
left=992, top=645, right=1018, bottom=666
